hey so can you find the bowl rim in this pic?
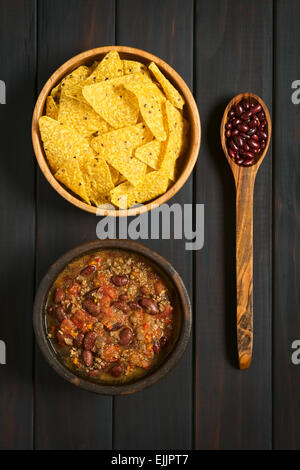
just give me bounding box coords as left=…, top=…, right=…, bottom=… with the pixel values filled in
left=32, top=45, right=201, bottom=217
left=33, top=239, right=192, bottom=395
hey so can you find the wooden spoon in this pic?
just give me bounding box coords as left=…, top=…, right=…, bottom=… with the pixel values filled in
left=220, top=93, right=271, bottom=370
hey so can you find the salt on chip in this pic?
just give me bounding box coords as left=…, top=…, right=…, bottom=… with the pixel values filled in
left=46, top=96, right=58, bottom=120
left=135, top=139, right=162, bottom=169
left=60, top=66, right=90, bottom=97
left=39, top=116, right=95, bottom=173
left=125, top=77, right=167, bottom=141
left=55, top=159, right=90, bottom=204
left=58, top=94, right=111, bottom=138
left=83, top=76, right=140, bottom=129
left=149, top=62, right=185, bottom=110
left=123, top=60, right=147, bottom=75
left=85, top=156, right=114, bottom=203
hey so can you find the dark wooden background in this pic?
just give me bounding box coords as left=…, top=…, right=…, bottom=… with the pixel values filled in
left=0, top=0, right=299, bottom=450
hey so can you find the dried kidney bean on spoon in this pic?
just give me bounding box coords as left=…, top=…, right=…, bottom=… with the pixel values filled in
left=225, top=99, right=268, bottom=166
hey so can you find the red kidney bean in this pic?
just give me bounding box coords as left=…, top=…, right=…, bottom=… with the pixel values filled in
left=241, top=151, right=255, bottom=160
left=251, top=104, right=262, bottom=114
left=232, top=118, right=242, bottom=127
left=241, top=111, right=252, bottom=120
left=248, top=139, right=260, bottom=149
left=233, top=135, right=244, bottom=148
left=252, top=134, right=259, bottom=141
left=110, top=322, right=123, bottom=331
left=74, top=332, right=84, bottom=348
left=119, top=293, right=128, bottom=301
left=55, top=306, right=67, bottom=322
left=113, top=301, right=130, bottom=313
left=53, top=287, right=65, bottom=304
left=225, top=130, right=231, bottom=138
left=236, top=157, right=245, bottom=165
left=111, top=274, right=129, bottom=286
left=242, top=99, right=250, bottom=110
left=261, top=140, right=266, bottom=149
left=129, top=302, right=141, bottom=311
left=228, top=110, right=235, bottom=118
left=258, top=111, right=265, bottom=119
left=247, top=127, right=256, bottom=136
left=80, top=265, right=96, bottom=276
left=237, top=123, right=249, bottom=133
left=119, top=327, right=133, bottom=346
left=257, top=130, right=268, bottom=140
left=239, top=132, right=250, bottom=139
left=225, top=122, right=232, bottom=130
left=139, top=297, right=158, bottom=315
left=236, top=104, right=244, bottom=115
left=82, top=299, right=101, bottom=317
left=83, top=350, right=94, bottom=367
left=231, top=129, right=239, bottom=136
left=243, top=158, right=254, bottom=166
left=229, top=139, right=239, bottom=152
left=260, top=119, right=267, bottom=127
left=243, top=142, right=250, bottom=151
left=228, top=148, right=236, bottom=159
left=110, top=364, right=123, bottom=377
left=88, top=370, right=100, bottom=377
left=84, top=331, right=98, bottom=350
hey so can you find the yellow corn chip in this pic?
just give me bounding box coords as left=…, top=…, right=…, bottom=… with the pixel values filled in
left=123, top=60, right=147, bottom=75
left=83, top=76, right=140, bottom=129
left=159, top=101, right=185, bottom=179
left=57, top=94, right=111, bottom=138
left=90, top=123, right=152, bottom=153
left=46, top=96, right=58, bottom=120
left=149, top=62, right=185, bottom=110
left=109, top=170, right=169, bottom=209
left=60, top=66, right=90, bottom=97
left=84, top=156, right=114, bottom=204
left=135, top=139, right=162, bottom=169
left=39, top=116, right=95, bottom=173
left=55, top=159, right=90, bottom=204
left=50, top=82, right=61, bottom=101
left=108, top=164, right=120, bottom=185
left=125, top=78, right=167, bottom=141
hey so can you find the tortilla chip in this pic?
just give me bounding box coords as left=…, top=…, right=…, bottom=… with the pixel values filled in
left=108, top=164, right=120, bottom=185
left=149, top=62, right=185, bottom=109
left=125, top=77, right=167, bottom=141
left=39, top=116, right=95, bottom=173
left=83, top=76, right=139, bottom=129
left=57, top=94, right=111, bottom=138
left=123, top=60, right=147, bottom=75
left=50, top=82, right=61, bottom=101
left=159, top=101, right=185, bottom=179
left=90, top=123, right=152, bottom=154
left=135, top=139, right=162, bottom=169
left=46, top=96, right=58, bottom=120
left=84, top=156, right=114, bottom=203
left=60, top=66, right=90, bottom=97
left=109, top=170, right=169, bottom=209
left=55, top=159, right=90, bottom=204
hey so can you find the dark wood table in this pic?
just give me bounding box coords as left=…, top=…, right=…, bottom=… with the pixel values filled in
left=0, top=0, right=299, bottom=450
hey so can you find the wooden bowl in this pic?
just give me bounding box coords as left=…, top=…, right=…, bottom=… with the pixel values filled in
left=33, top=240, right=192, bottom=395
left=32, top=46, right=201, bottom=217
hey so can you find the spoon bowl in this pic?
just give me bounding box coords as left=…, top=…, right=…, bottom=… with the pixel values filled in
left=220, top=92, right=271, bottom=369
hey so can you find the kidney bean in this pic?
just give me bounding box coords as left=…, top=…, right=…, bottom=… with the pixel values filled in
left=239, top=132, right=250, bottom=139
left=55, top=306, right=67, bottom=322
left=110, top=364, right=123, bottom=378
left=225, top=122, right=232, bottom=130
left=257, top=130, right=267, bottom=140
left=88, top=370, right=100, bottom=377
left=53, top=287, right=65, bottom=304
left=247, top=127, right=256, bottom=136
left=237, top=123, right=249, bottom=133
left=236, top=157, right=245, bottom=165
left=228, top=148, right=236, bottom=159
left=113, top=301, right=130, bottom=313
left=111, top=274, right=129, bottom=286
left=83, top=350, right=94, bottom=367
left=243, top=142, right=250, bottom=151
left=74, top=332, right=84, bottom=348
left=243, top=158, right=254, bottom=166
left=242, top=99, right=250, bottom=110
left=80, top=265, right=96, bottom=276
left=258, top=111, right=265, bottom=119
left=119, top=293, right=128, bottom=301
left=229, top=139, right=239, bottom=152
left=233, top=135, right=244, bottom=148
left=110, top=322, right=123, bottom=331
left=129, top=302, right=141, bottom=311
left=119, top=327, right=133, bottom=346
left=241, top=111, right=252, bottom=120
left=260, top=119, right=267, bottom=127
left=231, top=129, right=239, bottom=136
left=139, top=297, right=158, bottom=315
left=252, top=134, right=259, bottom=141
left=225, top=130, right=231, bottom=138
left=232, top=118, right=242, bottom=127
left=241, top=151, right=255, bottom=160
left=261, top=140, right=266, bottom=149
left=251, top=103, right=262, bottom=114
left=236, top=103, right=244, bottom=115
left=84, top=331, right=98, bottom=350
left=82, top=299, right=101, bottom=317
left=248, top=138, right=260, bottom=149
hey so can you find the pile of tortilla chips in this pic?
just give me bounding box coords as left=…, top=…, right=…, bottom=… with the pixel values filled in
left=39, top=50, right=189, bottom=209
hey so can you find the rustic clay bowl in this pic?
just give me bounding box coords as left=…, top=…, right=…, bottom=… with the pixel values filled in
left=33, top=240, right=192, bottom=395
left=32, top=45, right=201, bottom=217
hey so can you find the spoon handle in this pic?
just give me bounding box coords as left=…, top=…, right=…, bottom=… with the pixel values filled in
left=235, top=171, right=255, bottom=369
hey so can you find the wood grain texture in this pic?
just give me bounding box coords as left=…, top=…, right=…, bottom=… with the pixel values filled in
left=0, top=0, right=36, bottom=450
left=273, top=0, right=300, bottom=450
left=194, top=0, right=272, bottom=449
left=113, top=0, right=194, bottom=450
left=35, top=0, right=115, bottom=450
left=220, top=93, right=272, bottom=370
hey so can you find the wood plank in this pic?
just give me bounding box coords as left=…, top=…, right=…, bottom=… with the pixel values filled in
left=113, top=0, right=194, bottom=450
left=273, top=0, right=300, bottom=450
left=194, top=0, right=272, bottom=449
left=35, top=0, right=115, bottom=450
left=0, top=0, right=36, bottom=450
